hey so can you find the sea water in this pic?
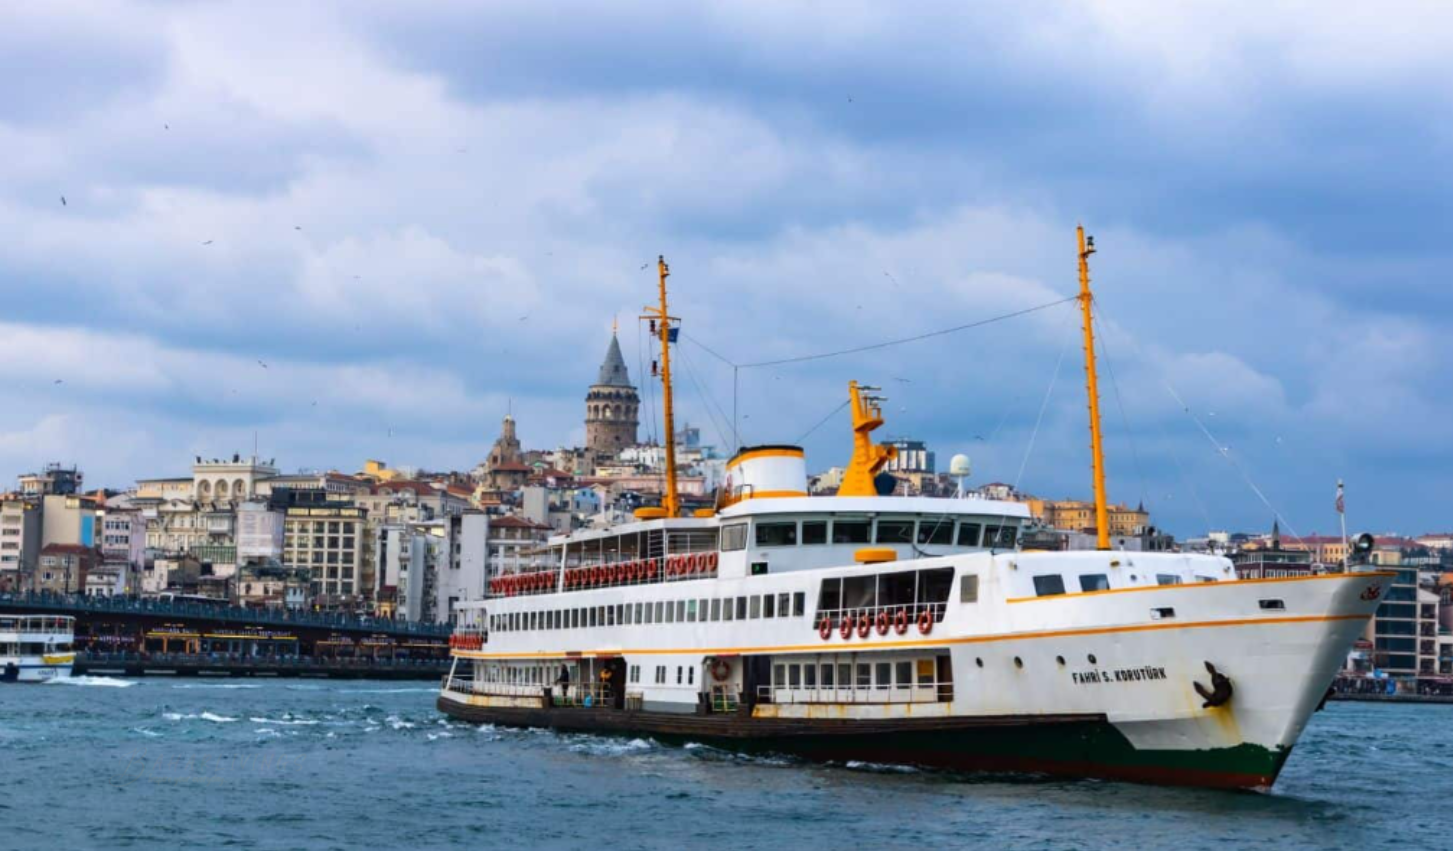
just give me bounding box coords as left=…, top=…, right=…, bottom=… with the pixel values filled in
left=0, top=678, right=1446, bottom=850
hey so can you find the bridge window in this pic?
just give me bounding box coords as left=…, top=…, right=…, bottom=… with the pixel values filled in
left=984, top=525, right=1017, bottom=548
left=756, top=522, right=797, bottom=548
left=875, top=519, right=914, bottom=545
left=956, top=523, right=982, bottom=546
left=1079, top=574, right=1110, bottom=592
left=1033, top=575, right=1066, bottom=597
left=802, top=521, right=827, bottom=544
left=832, top=520, right=870, bottom=544
left=917, top=520, right=953, bottom=546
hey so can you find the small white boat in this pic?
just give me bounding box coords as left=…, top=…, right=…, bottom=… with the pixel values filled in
left=0, top=615, right=76, bottom=683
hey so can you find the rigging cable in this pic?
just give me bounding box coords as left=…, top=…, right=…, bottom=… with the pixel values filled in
left=1013, top=305, right=1077, bottom=493
left=1092, top=300, right=1302, bottom=541
left=793, top=399, right=850, bottom=445
left=1093, top=302, right=1150, bottom=513
left=675, top=340, right=736, bottom=451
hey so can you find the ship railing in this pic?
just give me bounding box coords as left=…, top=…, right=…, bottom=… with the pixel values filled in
left=811, top=603, right=948, bottom=630
left=755, top=681, right=952, bottom=706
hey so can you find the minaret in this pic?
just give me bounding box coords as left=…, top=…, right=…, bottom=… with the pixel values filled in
left=585, top=329, right=640, bottom=453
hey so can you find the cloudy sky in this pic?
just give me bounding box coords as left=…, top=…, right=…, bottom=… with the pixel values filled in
left=2, top=1, right=1449, bottom=537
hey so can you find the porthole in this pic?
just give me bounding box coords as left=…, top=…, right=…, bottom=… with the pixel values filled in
left=1014, top=656, right=1023, bottom=668
left=1056, top=655, right=1065, bottom=666
left=1088, top=654, right=1097, bottom=664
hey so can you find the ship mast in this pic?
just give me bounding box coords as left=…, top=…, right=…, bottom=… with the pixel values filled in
left=643, top=255, right=681, bottom=518
left=1077, top=225, right=1110, bottom=550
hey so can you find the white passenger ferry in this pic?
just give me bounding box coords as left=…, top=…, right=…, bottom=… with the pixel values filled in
left=439, top=240, right=1390, bottom=789
left=1, top=615, right=76, bottom=683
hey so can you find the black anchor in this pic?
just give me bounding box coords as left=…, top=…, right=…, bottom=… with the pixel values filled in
left=1193, top=661, right=1234, bottom=708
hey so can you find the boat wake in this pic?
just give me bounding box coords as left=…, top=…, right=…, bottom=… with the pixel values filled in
left=46, top=675, right=136, bottom=688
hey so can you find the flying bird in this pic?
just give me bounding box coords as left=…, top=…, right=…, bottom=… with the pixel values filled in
left=53, top=379, right=63, bottom=385
left=518, top=315, right=529, bottom=321
left=294, top=226, right=302, bottom=231
left=202, top=240, right=213, bottom=245
left=257, top=360, right=268, bottom=369
left=892, top=377, right=912, bottom=383
left=164, top=124, right=169, bottom=130
left=60, top=196, right=66, bottom=206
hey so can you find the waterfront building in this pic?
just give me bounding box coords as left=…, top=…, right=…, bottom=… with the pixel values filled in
left=1232, top=522, right=1316, bottom=579
left=283, top=505, right=365, bottom=609
left=885, top=438, right=936, bottom=474
left=584, top=331, right=640, bottom=454
left=18, top=463, right=82, bottom=497
left=96, top=507, right=146, bottom=595
left=1023, top=497, right=1149, bottom=540
left=0, top=498, right=42, bottom=592
left=34, top=543, right=96, bottom=594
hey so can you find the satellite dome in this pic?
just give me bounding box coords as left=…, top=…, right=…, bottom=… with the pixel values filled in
left=949, top=454, right=972, bottom=477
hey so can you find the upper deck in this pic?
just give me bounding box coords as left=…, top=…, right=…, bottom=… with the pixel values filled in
left=0, top=615, right=74, bottom=638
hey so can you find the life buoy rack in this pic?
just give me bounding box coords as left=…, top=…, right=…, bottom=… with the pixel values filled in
left=839, top=615, right=854, bottom=639
left=875, top=611, right=890, bottom=636
left=893, top=608, right=909, bottom=635
left=710, top=658, right=732, bottom=682
left=917, top=609, right=934, bottom=635
left=856, top=613, right=873, bottom=639
left=819, top=616, right=833, bottom=640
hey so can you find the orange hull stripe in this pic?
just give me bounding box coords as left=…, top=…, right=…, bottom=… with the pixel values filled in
left=453, top=612, right=1368, bottom=660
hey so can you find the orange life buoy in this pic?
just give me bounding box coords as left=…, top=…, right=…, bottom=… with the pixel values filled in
left=839, top=615, right=854, bottom=640
left=693, top=553, right=705, bottom=573
left=917, top=609, right=934, bottom=635
left=667, top=556, right=679, bottom=576
left=894, top=608, right=909, bottom=635
left=710, top=658, right=732, bottom=682
left=706, top=552, right=719, bottom=572
left=588, top=566, right=600, bottom=585
left=875, top=611, right=890, bottom=636
left=819, top=616, right=833, bottom=640
left=857, top=613, right=872, bottom=639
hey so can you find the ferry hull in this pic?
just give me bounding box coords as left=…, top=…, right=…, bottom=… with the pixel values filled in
left=435, top=694, right=1286, bottom=789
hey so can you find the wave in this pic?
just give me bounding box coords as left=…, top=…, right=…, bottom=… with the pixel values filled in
left=47, top=675, right=136, bottom=688
left=248, top=716, right=319, bottom=726
left=171, top=683, right=261, bottom=690
left=163, top=711, right=239, bottom=723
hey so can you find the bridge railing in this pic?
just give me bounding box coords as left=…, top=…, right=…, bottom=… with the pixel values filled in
left=80, top=651, right=450, bottom=670
left=0, top=591, right=450, bottom=638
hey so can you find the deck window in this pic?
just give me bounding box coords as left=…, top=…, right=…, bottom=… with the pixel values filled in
left=778, top=592, right=791, bottom=617
left=917, top=520, right=954, bottom=546
left=821, top=664, right=835, bottom=687
left=722, top=599, right=734, bottom=621
left=802, top=521, right=828, bottom=545
left=643, top=603, right=653, bottom=624
left=736, top=597, right=748, bottom=620
left=1079, top=574, right=1110, bottom=592
left=960, top=574, right=979, bottom=603
left=875, top=519, right=915, bottom=545
left=843, top=574, right=876, bottom=609
left=665, top=603, right=675, bottom=624
left=756, top=522, right=798, bottom=547
left=676, top=601, right=686, bottom=622
left=880, top=570, right=916, bottom=608
left=1156, top=574, right=1182, bottom=586
left=773, top=664, right=785, bottom=686
left=917, top=567, right=955, bottom=605
left=895, top=661, right=912, bottom=690
left=832, top=520, right=870, bottom=544
left=749, top=596, right=760, bottom=619
left=817, top=578, right=842, bottom=613
left=762, top=594, right=775, bottom=618
left=686, top=600, right=697, bottom=622
left=788, top=664, right=801, bottom=687
left=1033, top=575, right=1066, bottom=597
left=792, top=591, right=806, bottom=616
left=721, top=523, right=748, bottom=551
left=804, top=664, right=816, bottom=687
left=710, top=599, right=721, bottom=621
left=655, top=601, right=665, bottom=622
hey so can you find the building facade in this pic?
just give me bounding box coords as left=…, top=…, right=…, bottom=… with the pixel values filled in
left=0, top=499, right=42, bottom=592
left=283, top=505, right=365, bottom=609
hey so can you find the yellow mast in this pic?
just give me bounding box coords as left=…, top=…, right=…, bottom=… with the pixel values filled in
left=1077, top=226, right=1110, bottom=550
left=837, top=380, right=897, bottom=497
left=643, top=255, right=680, bottom=517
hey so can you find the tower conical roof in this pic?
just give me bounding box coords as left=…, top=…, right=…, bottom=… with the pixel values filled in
left=595, top=334, right=633, bottom=388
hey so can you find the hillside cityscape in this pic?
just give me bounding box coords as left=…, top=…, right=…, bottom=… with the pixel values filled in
left=4, top=331, right=1450, bottom=685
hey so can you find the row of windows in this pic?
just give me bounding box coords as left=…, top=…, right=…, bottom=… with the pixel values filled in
left=1031, top=572, right=1217, bottom=597
left=816, top=567, right=956, bottom=613
left=492, top=591, right=808, bottom=633
left=772, top=658, right=935, bottom=690
left=725, top=518, right=1018, bottom=551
